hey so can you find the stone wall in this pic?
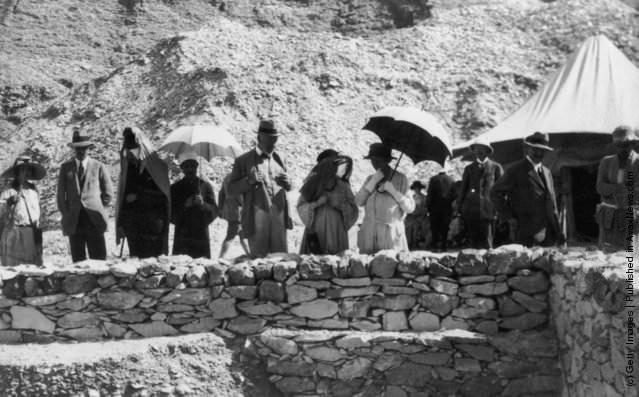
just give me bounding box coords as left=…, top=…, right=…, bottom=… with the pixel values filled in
left=0, top=246, right=553, bottom=343
left=549, top=250, right=638, bottom=397
left=246, top=328, right=561, bottom=397
left=0, top=245, right=635, bottom=396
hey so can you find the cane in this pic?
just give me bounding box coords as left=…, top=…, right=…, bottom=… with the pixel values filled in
left=119, top=237, right=126, bottom=258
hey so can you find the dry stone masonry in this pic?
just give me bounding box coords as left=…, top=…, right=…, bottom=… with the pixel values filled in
left=246, top=328, right=561, bottom=397
left=0, top=245, right=636, bottom=396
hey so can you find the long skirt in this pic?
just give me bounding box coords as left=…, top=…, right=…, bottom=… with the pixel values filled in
left=0, top=225, right=42, bottom=266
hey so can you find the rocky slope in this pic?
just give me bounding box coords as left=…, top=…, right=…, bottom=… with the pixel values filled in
left=1, top=0, right=638, bottom=230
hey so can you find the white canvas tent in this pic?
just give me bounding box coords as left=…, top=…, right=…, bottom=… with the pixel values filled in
left=453, top=35, right=639, bottom=242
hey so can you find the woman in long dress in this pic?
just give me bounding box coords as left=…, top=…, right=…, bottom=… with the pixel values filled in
left=356, top=143, right=415, bottom=254
left=0, top=156, right=45, bottom=266
left=297, top=150, right=358, bottom=255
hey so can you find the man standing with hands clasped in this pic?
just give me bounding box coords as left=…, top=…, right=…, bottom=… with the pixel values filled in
left=228, top=119, right=293, bottom=257
left=170, top=152, right=218, bottom=259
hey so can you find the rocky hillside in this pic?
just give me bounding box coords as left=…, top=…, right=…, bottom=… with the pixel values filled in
left=1, top=0, right=638, bottom=226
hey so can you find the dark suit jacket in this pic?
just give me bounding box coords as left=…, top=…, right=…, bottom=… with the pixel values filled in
left=57, top=158, right=114, bottom=236
left=227, top=149, right=292, bottom=237
left=458, top=159, right=503, bottom=220
left=490, top=158, right=560, bottom=244
left=426, top=172, right=456, bottom=214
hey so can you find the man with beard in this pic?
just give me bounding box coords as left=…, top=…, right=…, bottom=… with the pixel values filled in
left=490, top=132, right=562, bottom=247
left=170, top=152, right=218, bottom=258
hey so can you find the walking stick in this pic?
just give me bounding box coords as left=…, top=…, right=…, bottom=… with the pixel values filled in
left=119, top=237, right=126, bottom=258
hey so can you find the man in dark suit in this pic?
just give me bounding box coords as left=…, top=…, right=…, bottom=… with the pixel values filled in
left=490, top=132, right=562, bottom=247
left=426, top=165, right=456, bottom=251
left=228, top=120, right=292, bottom=257
left=57, top=129, right=114, bottom=262
left=458, top=137, right=503, bottom=248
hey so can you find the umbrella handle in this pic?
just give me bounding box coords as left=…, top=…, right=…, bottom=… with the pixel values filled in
left=376, top=151, right=405, bottom=193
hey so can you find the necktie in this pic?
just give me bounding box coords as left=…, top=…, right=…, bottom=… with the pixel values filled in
left=78, top=163, right=85, bottom=188
left=537, top=167, right=547, bottom=189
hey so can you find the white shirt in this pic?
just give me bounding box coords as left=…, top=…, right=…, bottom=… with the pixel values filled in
left=75, top=157, right=89, bottom=172
left=526, top=156, right=543, bottom=173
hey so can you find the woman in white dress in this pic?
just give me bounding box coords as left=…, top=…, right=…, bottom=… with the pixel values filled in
left=356, top=143, right=415, bottom=254
left=0, top=156, right=45, bottom=266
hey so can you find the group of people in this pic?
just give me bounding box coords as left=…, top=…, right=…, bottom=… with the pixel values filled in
left=404, top=126, right=639, bottom=251
left=0, top=121, right=637, bottom=266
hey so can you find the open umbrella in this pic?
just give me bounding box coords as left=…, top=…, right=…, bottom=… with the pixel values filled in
left=362, top=106, right=452, bottom=169
left=159, top=124, right=243, bottom=161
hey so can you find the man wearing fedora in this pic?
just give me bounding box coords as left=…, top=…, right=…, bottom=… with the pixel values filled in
left=595, top=126, right=639, bottom=250
left=457, top=137, right=503, bottom=249
left=490, top=132, right=561, bottom=247
left=57, top=129, right=114, bottom=262
left=228, top=119, right=292, bottom=257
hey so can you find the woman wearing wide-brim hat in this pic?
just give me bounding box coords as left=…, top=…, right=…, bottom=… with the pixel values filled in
left=355, top=143, right=416, bottom=254
left=0, top=156, right=46, bottom=266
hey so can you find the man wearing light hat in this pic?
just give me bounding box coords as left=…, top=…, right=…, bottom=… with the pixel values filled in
left=170, top=151, right=218, bottom=258
left=457, top=137, right=503, bottom=248
left=595, top=125, right=639, bottom=250
left=57, top=129, right=114, bottom=262
left=490, top=132, right=561, bottom=247
left=228, top=119, right=292, bottom=257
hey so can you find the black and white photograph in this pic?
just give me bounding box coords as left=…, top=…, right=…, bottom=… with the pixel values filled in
left=0, top=0, right=638, bottom=396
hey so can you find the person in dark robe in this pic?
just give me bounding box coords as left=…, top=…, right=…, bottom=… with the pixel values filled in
left=170, top=152, right=219, bottom=258
left=116, top=127, right=170, bottom=258
left=426, top=165, right=457, bottom=251
left=297, top=149, right=358, bottom=255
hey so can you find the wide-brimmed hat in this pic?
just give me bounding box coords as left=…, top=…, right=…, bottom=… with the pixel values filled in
left=316, top=149, right=338, bottom=163
left=67, top=129, right=94, bottom=148
left=363, top=143, right=395, bottom=161
left=611, top=125, right=639, bottom=144
left=256, top=119, right=279, bottom=136
left=410, top=180, right=426, bottom=190
left=1, top=156, right=46, bottom=180
left=469, top=137, right=493, bottom=154
left=523, top=132, right=553, bottom=151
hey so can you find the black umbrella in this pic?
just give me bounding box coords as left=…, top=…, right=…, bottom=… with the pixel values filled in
left=362, top=106, right=453, bottom=168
